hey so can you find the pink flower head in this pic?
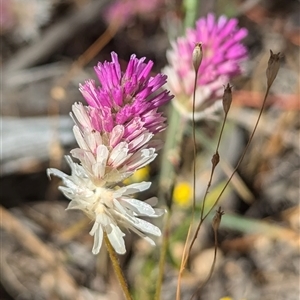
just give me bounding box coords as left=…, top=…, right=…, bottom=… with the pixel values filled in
left=80, top=52, right=173, bottom=135
left=104, top=0, right=163, bottom=28
left=69, top=53, right=173, bottom=186
left=164, top=13, right=248, bottom=119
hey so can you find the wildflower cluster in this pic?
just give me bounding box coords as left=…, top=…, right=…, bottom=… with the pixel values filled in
left=163, top=13, right=248, bottom=120
left=48, top=52, right=173, bottom=254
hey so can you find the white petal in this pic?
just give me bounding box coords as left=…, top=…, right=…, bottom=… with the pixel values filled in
left=59, top=177, right=80, bottom=191
left=71, top=102, right=92, bottom=128
left=114, top=182, right=151, bottom=197
left=113, top=198, right=129, bottom=216
left=71, top=149, right=96, bottom=172
left=128, top=132, right=153, bottom=151
left=126, top=148, right=157, bottom=170
left=90, top=222, right=104, bottom=255
left=126, top=217, right=161, bottom=236
left=90, top=221, right=99, bottom=235
left=143, top=236, right=156, bottom=246
left=93, top=145, right=109, bottom=178
left=120, top=198, right=156, bottom=216
left=66, top=200, right=82, bottom=210
left=110, top=125, right=124, bottom=147
left=106, top=224, right=126, bottom=254
left=96, top=145, right=109, bottom=163
left=108, top=142, right=129, bottom=167
left=66, top=196, right=94, bottom=210
left=58, top=187, right=75, bottom=199
left=127, top=226, right=156, bottom=246
left=70, top=148, right=85, bottom=161
left=47, top=168, right=67, bottom=180
left=95, top=211, right=111, bottom=226
left=85, top=130, right=100, bottom=153
left=73, top=125, right=88, bottom=150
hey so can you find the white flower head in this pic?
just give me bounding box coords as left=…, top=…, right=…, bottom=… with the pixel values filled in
left=70, top=102, right=158, bottom=186
left=47, top=156, right=164, bottom=255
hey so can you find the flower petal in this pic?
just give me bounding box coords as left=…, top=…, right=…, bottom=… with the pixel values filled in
left=106, top=223, right=126, bottom=254
left=114, top=181, right=151, bottom=197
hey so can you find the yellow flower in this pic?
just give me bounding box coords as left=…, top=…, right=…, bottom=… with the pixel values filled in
left=173, top=181, right=192, bottom=207
left=220, top=296, right=247, bottom=300
left=123, top=166, right=150, bottom=185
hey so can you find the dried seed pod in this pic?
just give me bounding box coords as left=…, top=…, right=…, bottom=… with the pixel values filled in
left=266, top=50, right=281, bottom=86
left=211, top=152, right=220, bottom=168
left=222, top=83, right=232, bottom=114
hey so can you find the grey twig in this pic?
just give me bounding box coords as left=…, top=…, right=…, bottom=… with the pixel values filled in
left=4, top=0, right=110, bottom=73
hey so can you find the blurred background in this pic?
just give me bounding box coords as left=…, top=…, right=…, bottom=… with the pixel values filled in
left=1, top=0, right=299, bottom=299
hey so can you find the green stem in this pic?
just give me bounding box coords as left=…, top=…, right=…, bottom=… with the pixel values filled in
left=154, top=212, right=171, bottom=300
left=104, top=233, right=132, bottom=300
left=183, top=0, right=199, bottom=28
left=158, top=106, right=185, bottom=207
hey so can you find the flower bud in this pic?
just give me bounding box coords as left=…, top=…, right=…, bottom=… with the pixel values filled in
left=211, top=152, right=220, bottom=168
left=222, top=83, right=232, bottom=114
left=192, top=43, right=203, bottom=72
left=266, top=50, right=281, bottom=87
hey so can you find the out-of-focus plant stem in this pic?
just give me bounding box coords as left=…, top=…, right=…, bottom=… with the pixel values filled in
left=204, top=212, right=298, bottom=246
left=192, top=125, right=255, bottom=205
left=156, top=107, right=185, bottom=299
left=158, top=108, right=185, bottom=206
left=157, top=2, right=199, bottom=299
left=154, top=212, right=171, bottom=300
left=184, top=0, right=199, bottom=28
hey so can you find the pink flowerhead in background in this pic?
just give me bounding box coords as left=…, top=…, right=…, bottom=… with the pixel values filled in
left=104, top=0, right=163, bottom=27
left=163, top=13, right=248, bottom=120
left=48, top=52, right=173, bottom=254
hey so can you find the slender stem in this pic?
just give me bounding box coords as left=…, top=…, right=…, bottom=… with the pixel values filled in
left=189, top=86, right=271, bottom=259
left=176, top=223, right=193, bottom=300
left=190, top=224, right=219, bottom=300
left=190, top=82, right=272, bottom=262
left=158, top=106, right=184, bottom=207
left=192, top=70, right=198, bottom=212
left=176, top=67, right=199, bottom=300
left=180, top=68, right=275, bottom=298
left=104, top=233, right=133, bottom=300
left=200, top=113, right=228, bottom=221
left=203, top=85, right=271, bottom=219
left=154, top=212, right=171, bottom=300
